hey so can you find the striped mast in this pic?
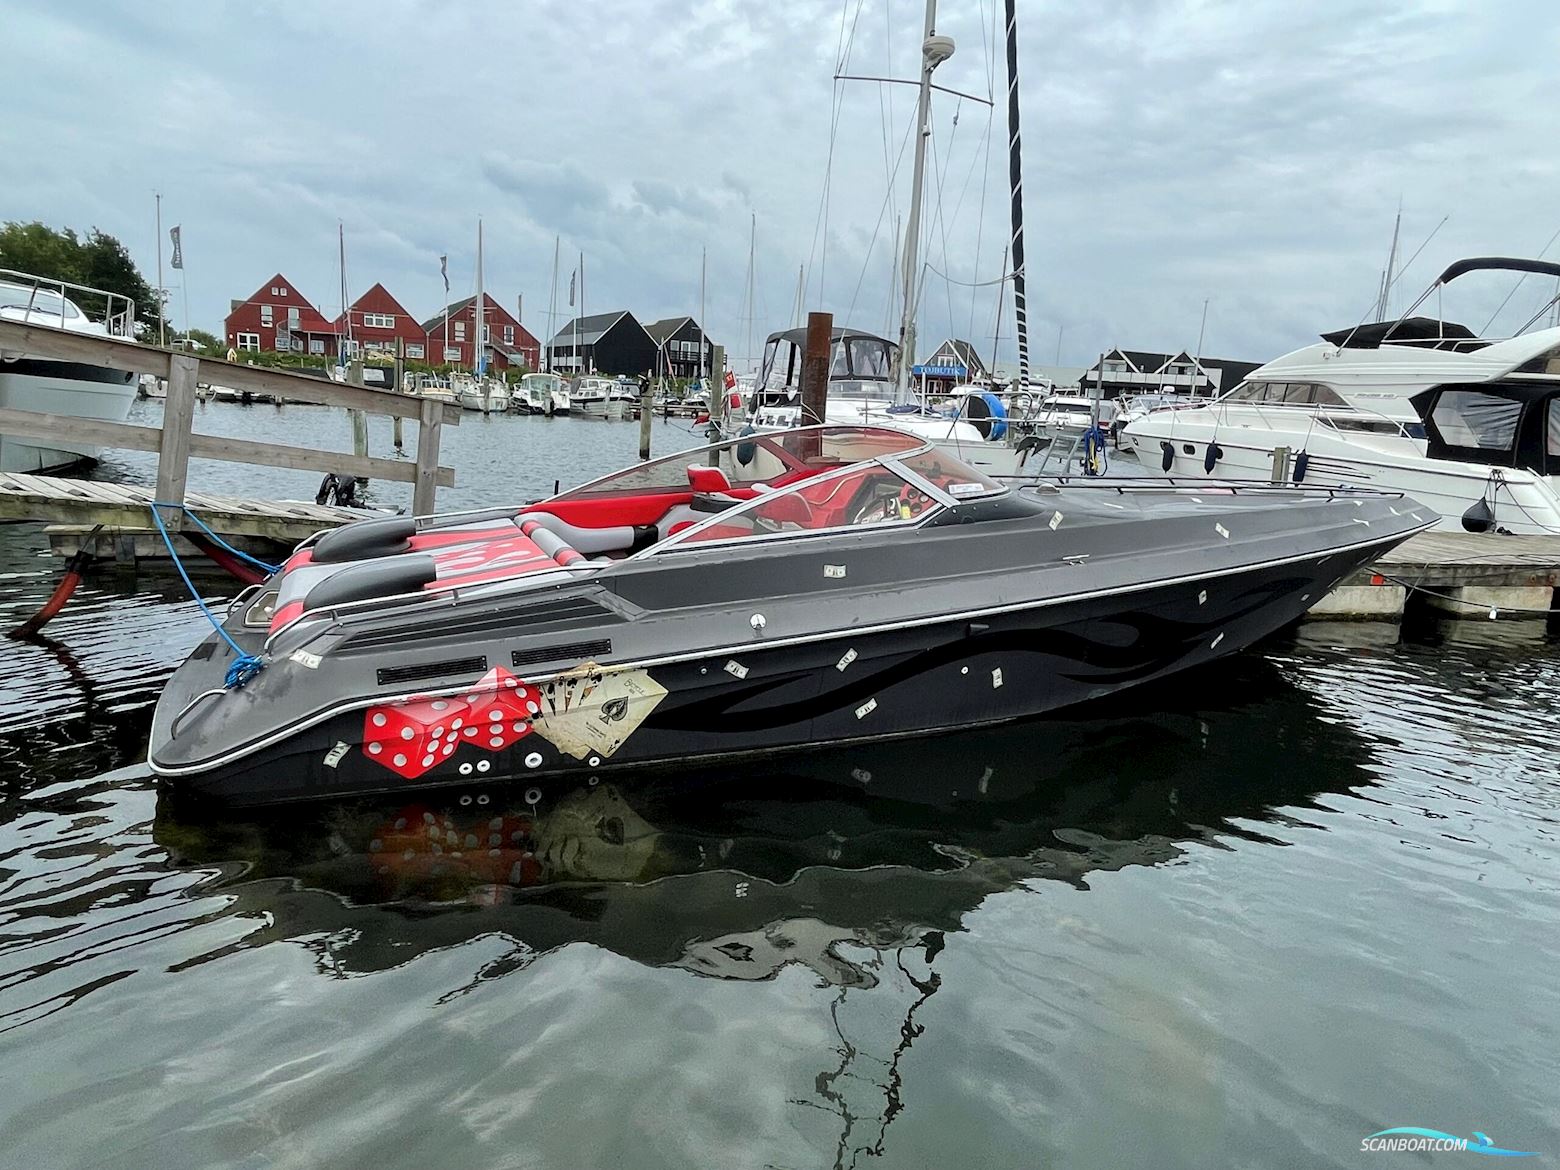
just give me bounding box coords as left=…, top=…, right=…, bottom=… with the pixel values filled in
left=1003, top=0, right=1030, bottom=385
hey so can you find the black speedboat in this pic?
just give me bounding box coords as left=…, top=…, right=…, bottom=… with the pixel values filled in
left=149, top=425, right=1432, bottom=805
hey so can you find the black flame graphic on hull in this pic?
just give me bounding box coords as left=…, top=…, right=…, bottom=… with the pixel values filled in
left=649, top=573, right=1316, bottom=734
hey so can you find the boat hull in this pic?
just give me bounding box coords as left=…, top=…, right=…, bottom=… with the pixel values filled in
left=1121, top=422, right=1560, bottom=534
left=151, top=529, right=1406, bottom=806
left=0, top=358, right=137, bottom=472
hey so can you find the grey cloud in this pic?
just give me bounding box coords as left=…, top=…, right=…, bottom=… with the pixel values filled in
left=2, top=0, right=1556, bottom=370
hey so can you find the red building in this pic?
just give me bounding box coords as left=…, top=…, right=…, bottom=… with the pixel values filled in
left=419, top=294, right=540, bottom=371
left=224, top=273, right=339, bottom=356
left=332, top=282, right=429, bottom=361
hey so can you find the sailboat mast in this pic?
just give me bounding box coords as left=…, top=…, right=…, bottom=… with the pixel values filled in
left=1002, top=0, right=1031, bottom=389
left=1375, top=205, right=1403, bottom=322
left=894, top=0, right=946, bottom=404
left=339, top=222, right=351, bottom=361
left=547, top=236, right=559, bottom=372
left=474, top=219, right=485, bottom=375
left=699, top=245, right=707, bottom=386
left=743, top=214, right=756, bottom=373
left=991, top=241, right=1009, bottom=376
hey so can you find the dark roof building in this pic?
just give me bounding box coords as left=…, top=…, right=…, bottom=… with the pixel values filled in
left=1079, top=348, right=1261, bottom=399
left=644, top=316, right=717, bottom=380
left=915, top=338, right=988, bottom=391
left=548, top=311, right=657, bottom=376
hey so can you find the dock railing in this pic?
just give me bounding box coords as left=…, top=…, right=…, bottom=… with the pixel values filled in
left=0, top=318, right=458, bottom=528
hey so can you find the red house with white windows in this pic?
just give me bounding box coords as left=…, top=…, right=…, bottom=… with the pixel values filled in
left=224, top=274, right=339, bottom=357
left=332, top=283, right=429, bottom=361
left=419, top=294, right=540, bottom=371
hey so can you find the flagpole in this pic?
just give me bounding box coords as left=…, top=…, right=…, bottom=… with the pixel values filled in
left=155, top=192, right=165, bottom=347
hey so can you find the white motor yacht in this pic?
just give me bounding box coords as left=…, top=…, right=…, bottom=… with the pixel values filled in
left=0, top=270, right=139, bottom=472
left=1121, top=257, right=1560, bottom=534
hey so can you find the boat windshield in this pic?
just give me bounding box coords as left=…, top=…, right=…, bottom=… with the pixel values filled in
left=552, top=426, right=928, bottom=500
left=646, top=431, right=1004, bottom=552
left=849, top=338, right=892, bottom=378
left=0, top=284, right=78, bottom=318
left=760, top=339, right=797, bottom=390
left=665, top=462, right=943, bottom=547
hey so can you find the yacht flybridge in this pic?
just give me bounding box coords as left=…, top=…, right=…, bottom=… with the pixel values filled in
left=1121, top=257, right=1560, bottom=533
left=149, top=425, right=1430, bottom=805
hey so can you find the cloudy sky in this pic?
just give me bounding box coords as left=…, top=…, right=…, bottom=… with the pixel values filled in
left=4, top=0, right=1557, bottom=370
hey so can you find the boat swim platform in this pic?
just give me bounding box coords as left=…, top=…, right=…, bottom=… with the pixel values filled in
left=0, top=472, right=383, bottom=556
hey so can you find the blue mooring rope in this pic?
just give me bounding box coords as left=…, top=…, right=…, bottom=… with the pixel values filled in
left=152, top=500, right=280, bottom=575
left=148, top=504, right=266, bottom=688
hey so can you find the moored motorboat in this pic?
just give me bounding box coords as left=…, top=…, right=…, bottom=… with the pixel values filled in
left=1122, top=257, right=1560, bottom=533
left=748, top=326, right=1031, bottom=477
left=516, top=372, right=565, bottom=415
left=0, top=270, right=138, bottom=472
left=571, top=375, right=622, bottom=419
left=148, top=425, right=1432, bottom=805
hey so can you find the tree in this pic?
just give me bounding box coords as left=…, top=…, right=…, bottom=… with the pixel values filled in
left=0, top=220, right=159, bottom=333
left=78, top=229, right=157, bottom=324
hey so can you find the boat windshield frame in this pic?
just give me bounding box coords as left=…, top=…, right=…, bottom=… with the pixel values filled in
left=637, top=429, right=1007, bottom=557
left=550, top=425, right=932, bottom=502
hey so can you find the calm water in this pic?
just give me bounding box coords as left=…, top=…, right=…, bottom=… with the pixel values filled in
left=1, top=403, right=1558, bottom=1168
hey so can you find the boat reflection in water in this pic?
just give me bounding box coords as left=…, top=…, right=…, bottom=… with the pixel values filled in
left=154, top=653, right=1380, bottom=989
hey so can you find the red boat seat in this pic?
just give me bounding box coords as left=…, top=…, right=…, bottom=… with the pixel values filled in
left=686, top=464, right=731, bottom=493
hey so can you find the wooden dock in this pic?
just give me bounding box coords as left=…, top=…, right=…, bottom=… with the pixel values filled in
left=1311, top=531, right=1560, bottom=620
left=0, top=471, right=380, bottom=555
left=0, top=318, right=458, bottom=560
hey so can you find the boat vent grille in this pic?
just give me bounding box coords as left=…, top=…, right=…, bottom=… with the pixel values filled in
left=512, top=639, right=612, bottom=668
left=376, top=656, right=488, bottom=688
left=343, top=596, right=618, bottom=651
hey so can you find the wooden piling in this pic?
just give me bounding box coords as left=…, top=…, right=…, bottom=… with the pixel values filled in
left=799, top=313, right=832, bottom=426
left=348, top=360, right=368, bottom=458
left=392, top=340, right=405, bottom=451
left=798, top=312, right=833, bottom=462
left=413, top=397, right=443, bottom=516
left=155, top=353, right=199, bottom=529
left=639, top=389, right=652, bottom=460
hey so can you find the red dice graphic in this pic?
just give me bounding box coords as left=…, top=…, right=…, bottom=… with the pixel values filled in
left=362, top=694, right=472, bottom=780
left=453, top=666, right=541, bottom=754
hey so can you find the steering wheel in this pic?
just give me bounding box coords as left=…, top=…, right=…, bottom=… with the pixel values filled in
left=849, top=483, right=920, bottom=525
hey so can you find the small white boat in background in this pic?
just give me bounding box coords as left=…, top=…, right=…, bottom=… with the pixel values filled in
left=571, top=376, right=623, bottom=419
left=456, top=374, right=511, bottom=414
left=0, top=270, right=138, bottom=472
left=1030, top=393, right=1117, bottom=436
left=406, top=373, right=458, bottom=405
left=516, top=372, right=567, bottom=415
